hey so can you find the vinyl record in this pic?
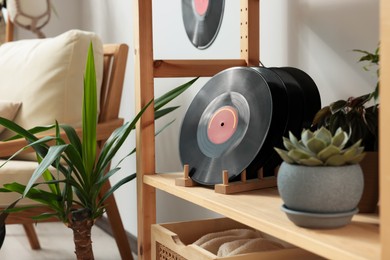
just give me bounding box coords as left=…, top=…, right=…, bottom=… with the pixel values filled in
left=260, top=67, right=321, bottom=176
left=182, top=0, right=225, bottom=49
left=179, top=67, right=273, bottom=185
left=280, top=67, right=321, bottom=129
left=260, top=68, right=306, bottom=176
left=244, top=67, right=290, bottom=179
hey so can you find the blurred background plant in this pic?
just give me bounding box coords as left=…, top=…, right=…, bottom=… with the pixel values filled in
left=312, top=45, right=379, bottom=151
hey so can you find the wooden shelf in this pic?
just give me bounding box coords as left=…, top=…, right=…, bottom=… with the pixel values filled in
left=144, top=173, right=380, bottom=260
left=153, top=59, right=248, bottom=77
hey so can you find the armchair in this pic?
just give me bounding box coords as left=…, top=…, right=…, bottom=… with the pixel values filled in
left=0, top=30, right=133, bottom=259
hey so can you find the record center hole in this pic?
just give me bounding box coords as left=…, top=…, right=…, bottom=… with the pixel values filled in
left=221, top=122, right=225, bottom=127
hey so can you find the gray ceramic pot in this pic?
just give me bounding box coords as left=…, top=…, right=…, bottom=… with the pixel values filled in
left=277, top=162, right=364, bottom=213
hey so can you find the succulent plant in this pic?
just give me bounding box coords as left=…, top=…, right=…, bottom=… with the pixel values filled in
left=274, top=127, right=366, bottom=166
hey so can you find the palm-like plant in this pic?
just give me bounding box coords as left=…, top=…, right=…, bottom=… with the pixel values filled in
left=0, top=44, right=197, bottom=259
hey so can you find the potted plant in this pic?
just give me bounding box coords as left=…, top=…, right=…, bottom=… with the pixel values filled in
left=275, top=127, right=366, bottom=229
left=0, top=44, right=197, bottom=259
left=312, top=46, right=379, bottom=213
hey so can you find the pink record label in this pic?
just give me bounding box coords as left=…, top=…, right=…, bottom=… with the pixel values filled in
left=194, top=0, right=209, bottom=16
left=207, top=106, right=238, bottom=144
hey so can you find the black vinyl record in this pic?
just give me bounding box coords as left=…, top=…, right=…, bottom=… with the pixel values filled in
left=179, top=67, right=273, bottom=185
left=280, top=67, right=321, bottom=129
left=182, top=0, right=225, bottom=49
left=244, top=67, right=290, bottom=179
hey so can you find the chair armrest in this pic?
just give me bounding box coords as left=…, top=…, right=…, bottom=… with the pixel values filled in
left=0, top=118, right=124, bottom=158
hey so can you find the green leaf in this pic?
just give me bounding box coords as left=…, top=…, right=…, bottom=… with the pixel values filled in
left=61, top=124, right=82, bottom=154
left=301, top=129, right=314, bottom=147
left=154, top=106, right=180, bottom=121
left=312, top=106, right=331, bottom=126
left=155, top=119, right=176, bottom=136
left=317, top=145, right=341, bottom=161
left=314, top=127, right=332, bottom=145
left=325, top=154, right=347, bottom=166
left=97, top=173, right=136, bottom=207
left=281, top=137, right=292, bottom=151
left=306, top=138, right=326, bottom=154
left=298, top=157, right=323, bottom=166
left=82, top=43, right=98, bottom=180
left=0, top=117, right=48, bottom=157
left=154, top=77, right=198, bottom=112
left=329, top=100, right=347, bottom=113
left=287, top=149, right=311, bottom=162
left=274, top=148, right=295, bottom=164
left=347, top=153, right=366, bottom=164
left=23, top=145, right=69, bottom=197
left=95, top=99, right=153, bottom=175
left=31, top=213, right=59, bottom=221
left=331, top=128, right=348, bottom=148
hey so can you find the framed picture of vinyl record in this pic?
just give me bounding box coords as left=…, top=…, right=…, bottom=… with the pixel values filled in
left=182, top=0, right=225, bottom=49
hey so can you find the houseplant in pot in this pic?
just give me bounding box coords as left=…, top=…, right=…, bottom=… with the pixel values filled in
left=275, top=127, right=366, bottom=229
left=312, top=46, right=379, bottom=213
left=0, top=44, right=197, bottom=259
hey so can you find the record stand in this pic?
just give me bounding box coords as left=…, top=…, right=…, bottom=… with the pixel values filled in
left=175, top=164, right=277, bottom=194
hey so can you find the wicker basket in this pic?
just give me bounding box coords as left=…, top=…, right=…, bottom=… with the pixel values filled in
left=152, top=218, right=323, bottom=260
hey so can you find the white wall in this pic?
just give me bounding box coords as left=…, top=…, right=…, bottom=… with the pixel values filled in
left=11, top=0, right=379, bottom=238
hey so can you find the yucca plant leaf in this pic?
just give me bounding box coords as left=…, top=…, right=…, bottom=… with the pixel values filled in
left=3, top=183, right=63, bottom=211
left=0, top=117, right=48, bottom=157
left=37, top=156, right=60, bottom=196
left=4, top=125, right=56, bottom=141
left=97, top=173, right=136, bottom=208
left=154, top=77, right=198, bottom=112
left=61, top=124, right=82, bottom=154
left=0, top=135, right=55, bottom=169
left=154, top=106, right=180, bottom=121
left=61, top=145, right=86, bottom=185
left=31, top=213, right=59, bottom=221
left=23, top=145, right=69, bottom=197
left=96, top=168, right=121, bottom=186
left=82, top=43, right=98, bottom=180
left=95, top=99, right=153, bottom=175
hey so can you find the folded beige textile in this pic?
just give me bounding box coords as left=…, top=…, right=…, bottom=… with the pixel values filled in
left=194, top=229, right=262, bottom=255
left=217, top=237, right=285, bottom=257
left=216, top=238, right=252, bottom=257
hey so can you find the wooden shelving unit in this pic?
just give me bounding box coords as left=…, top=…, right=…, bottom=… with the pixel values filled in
left=134, top=1, right=388, bottom=259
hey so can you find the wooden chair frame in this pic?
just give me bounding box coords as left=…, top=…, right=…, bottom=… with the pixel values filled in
left=2, top=21, right=133, bottom=260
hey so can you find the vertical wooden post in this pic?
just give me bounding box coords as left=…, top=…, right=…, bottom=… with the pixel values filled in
left=5, top=16, right=14, bottom=42
left=133, top=1, right=156, bottom=259
left=380, top=0, right=390, bottom=257
left=240, top=0, right=260, bottom=66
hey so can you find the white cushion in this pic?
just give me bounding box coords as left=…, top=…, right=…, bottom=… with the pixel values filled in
left=0, top=159, right=46, bottom=206
left=0, top=29, right=103, bottom=141
left=0, top=100, right=22, bottom=134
